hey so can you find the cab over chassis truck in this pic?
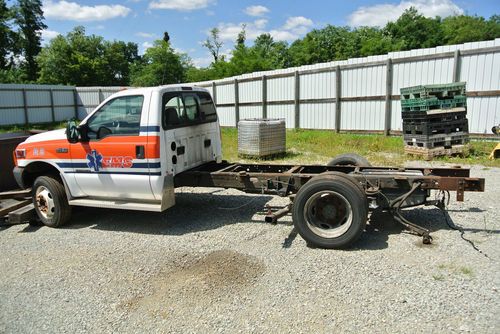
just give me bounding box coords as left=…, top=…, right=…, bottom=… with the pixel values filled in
left=12, top=85, right=485, bottom=249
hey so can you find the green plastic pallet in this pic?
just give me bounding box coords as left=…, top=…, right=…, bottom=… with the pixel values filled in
left=401, top=95, right=467, bottom=112
left=400, top=82, right=466, bottom=100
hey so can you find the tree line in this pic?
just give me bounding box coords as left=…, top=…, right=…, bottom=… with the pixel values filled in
left=1, top=1, right=499, bottom=87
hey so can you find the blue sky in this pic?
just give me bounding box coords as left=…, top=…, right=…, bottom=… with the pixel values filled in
left=34, top=0, right=500, bottom=67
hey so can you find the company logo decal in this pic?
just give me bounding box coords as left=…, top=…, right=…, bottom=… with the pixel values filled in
left=86, top=150, right=133, bottom=172
left=87, top=150, right=103, bottom=172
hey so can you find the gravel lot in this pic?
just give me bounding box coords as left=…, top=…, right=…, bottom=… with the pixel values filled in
left=0, top=164, right=498, bottom=333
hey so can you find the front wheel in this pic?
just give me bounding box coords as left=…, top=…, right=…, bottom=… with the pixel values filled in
left=32, top=176, right=72, bottom=227
left=292, top=174, right=368, bottom=249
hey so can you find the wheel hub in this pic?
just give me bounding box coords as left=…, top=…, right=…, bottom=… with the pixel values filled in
left=304, top=191, right=353, bottom=238
left=35, top=186, right=55, bottom=219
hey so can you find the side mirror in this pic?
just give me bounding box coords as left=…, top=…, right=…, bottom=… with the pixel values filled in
left=66, top=120, right=79, bottom=143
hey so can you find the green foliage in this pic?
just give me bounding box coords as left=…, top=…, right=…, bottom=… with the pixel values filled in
left=14, top=0, right=46, bottom=81
left=385, top=7, right=443, bottom=50
left=0, top=0, right=13, bottom=70
left=130, top=40, right=187, bottom=86
left=442, top=15, right=500, bottom=45
left=37, top=27, right=139, bottom=86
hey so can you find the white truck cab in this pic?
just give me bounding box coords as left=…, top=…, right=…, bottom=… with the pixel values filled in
left=13, top=85, right=222, bottom=226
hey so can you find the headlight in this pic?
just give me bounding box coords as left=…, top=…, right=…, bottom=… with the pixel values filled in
left=15, top=149, right=26, bottom=159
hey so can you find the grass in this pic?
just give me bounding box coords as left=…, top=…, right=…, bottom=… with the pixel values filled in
left=222, top=128, right=500, bottom=167
left=0, top=122, right=66, bottom=134
left=1, top=123, right=497, bottom=167
left=436, top=263, right=475, bottom=278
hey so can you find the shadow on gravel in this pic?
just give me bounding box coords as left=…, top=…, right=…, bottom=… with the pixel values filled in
left=55, top=191, right=493, bottom=251
left=63, top=192, right=275, bottom=236
left=350, top=206, right=491, bottom=250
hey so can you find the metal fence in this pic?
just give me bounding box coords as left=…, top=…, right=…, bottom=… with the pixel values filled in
left=191, top=38, right=500, bottom=135
left=0, top=84, right=123, bottom=126
left=0, top=39, right=499, bottom=134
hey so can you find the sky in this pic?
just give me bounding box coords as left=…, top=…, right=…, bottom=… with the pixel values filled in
left=30, top=0, right=500, bottom=67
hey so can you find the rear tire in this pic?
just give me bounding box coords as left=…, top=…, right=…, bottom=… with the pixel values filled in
left=327, top=153, right=371, bottom=167
left=292, top=174, right=368, bottom=249
left=32, top=176, right=72, bottom=228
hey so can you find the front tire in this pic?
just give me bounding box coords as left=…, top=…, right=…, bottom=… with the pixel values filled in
left=292, top=174, right=368, bottom=249
left=32, top=176, right=72, bottom=227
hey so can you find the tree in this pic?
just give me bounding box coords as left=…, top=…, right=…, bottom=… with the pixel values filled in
left=441, top=15, right=500, bottom=45
left=14, top=0, right=46, bottom=81
left=0, top=0, right=13, bottom=70
left=130, top=39, right=187, bottom=86
left=203, top=28, right=223, bottom=63
left=37, top=26, right=139, bottom=86
left=385, top=7, right=443, bottom=50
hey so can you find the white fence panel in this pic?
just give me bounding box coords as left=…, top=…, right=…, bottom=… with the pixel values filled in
left=217, top=106, right=236, bottom=127
left=268, top=77, right=294, bottom=102
left=300, top=103, right=335, bottom=129
left=341, top=101, right=385, bottom=131
left=267, top=105, right=295, bottom=128
left=240, top=106, right=262, bottom=120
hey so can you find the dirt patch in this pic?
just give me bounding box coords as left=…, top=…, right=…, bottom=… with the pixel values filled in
left=122, top=250, right=265, bottom=319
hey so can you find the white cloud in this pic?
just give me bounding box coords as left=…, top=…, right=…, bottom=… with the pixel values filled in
left=43, top=1, right=131, bottom=22
left=348, top=0, right=464, bottom=27
left=136, top=32, right=157, bottom=38
left=283, top=16, right=313, bottom=30
left=192, top=55, right=213, bottom=67
left=41, top=29, right=60, bottom=43
left=149, top=0, right=215, bottom=11
left=244, top=5, right=269, bottom=17
left=213, top=16, right=314, bottom=43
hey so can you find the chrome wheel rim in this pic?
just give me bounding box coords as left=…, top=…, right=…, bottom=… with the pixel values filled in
left=303, top=191, right=353, bottom=238
left=35, top=186, right=55, bottom=219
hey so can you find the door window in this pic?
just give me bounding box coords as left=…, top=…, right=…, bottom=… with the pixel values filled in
left=86, top=95, right=144, bottom=139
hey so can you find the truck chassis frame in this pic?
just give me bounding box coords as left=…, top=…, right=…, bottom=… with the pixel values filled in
left=174, top=161, right=484, bottom=245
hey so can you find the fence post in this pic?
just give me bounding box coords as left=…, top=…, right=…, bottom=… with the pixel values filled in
left=21, top=88, right=29, bottom=126
left=73, top=89, right=79, bottom=119
left=211, top=82, right=217, bottom=106
left=452, top=49, right=461, bottom=82
left=234, top=79, right=239, bottom=126
left=98, top=88, right=103, bottom=104
left=262, top=75, right=267, bottom=119
left=335, top=66, right=341, bottom=133
left=384, top=58, right=393, bottom=136
left=49, top=88, right=55, bottom=122
left=294, top=71, right=300, bottom=129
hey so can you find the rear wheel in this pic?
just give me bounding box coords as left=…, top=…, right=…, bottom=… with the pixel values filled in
left=292, top=174, right=368, bottom=249
left=32, top=176, right=72, bottom=227
left=327, top=153, right=371, bottom=167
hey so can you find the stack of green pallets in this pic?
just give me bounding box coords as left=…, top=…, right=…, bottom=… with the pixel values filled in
left=401, top=82, right=469, bottom=159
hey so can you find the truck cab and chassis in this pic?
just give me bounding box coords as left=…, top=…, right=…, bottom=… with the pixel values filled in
left=12, top=85, right=485, bottom=248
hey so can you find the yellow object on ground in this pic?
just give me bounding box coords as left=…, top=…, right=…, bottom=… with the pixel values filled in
left=490, top=143, right=500, bottom=159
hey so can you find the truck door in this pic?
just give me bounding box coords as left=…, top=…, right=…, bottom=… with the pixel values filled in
left=70, top=94, right=156, bottom=201
left=161, top=91, right=219, bottom=175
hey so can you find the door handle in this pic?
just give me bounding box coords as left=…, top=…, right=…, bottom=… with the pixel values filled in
left=136, top=145, right=145, bottom=159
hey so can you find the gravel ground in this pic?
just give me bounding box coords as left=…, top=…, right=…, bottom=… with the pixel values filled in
left=0, top=164, right=498, bottom=333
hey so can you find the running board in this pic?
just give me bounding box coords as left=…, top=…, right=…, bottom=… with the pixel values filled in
left=68, top=199, right=163, bottom=212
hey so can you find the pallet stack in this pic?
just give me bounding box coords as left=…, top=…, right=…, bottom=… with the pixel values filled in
left=400, top=82, right=469, bottom=159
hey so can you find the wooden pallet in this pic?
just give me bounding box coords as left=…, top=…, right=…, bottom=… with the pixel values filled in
left=404, top=144, right=468, bottom=160
left=0, top=189, right=35, bottom=226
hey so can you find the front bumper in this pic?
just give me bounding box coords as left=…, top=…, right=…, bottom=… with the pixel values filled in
left=13, top=166, right=25, bottom=189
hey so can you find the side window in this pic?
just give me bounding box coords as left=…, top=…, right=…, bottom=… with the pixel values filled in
left=86, top=95, right=144, bottom=139
left=184, top=95, right=199, bottom=121
left=197, top=92, right=217, bottom=122
left=162, top=91, right=217, bottom=129
left=163, top=95, right=185, bottom=128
